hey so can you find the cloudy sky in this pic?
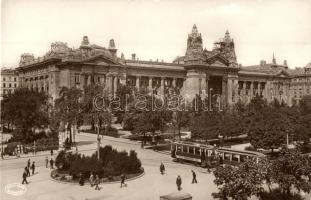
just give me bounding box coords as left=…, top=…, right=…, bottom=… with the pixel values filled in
left=1, top=0, right=311, bottom=68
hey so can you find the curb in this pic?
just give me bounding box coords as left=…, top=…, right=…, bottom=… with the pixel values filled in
left=50, top=169, right=145, bottom=185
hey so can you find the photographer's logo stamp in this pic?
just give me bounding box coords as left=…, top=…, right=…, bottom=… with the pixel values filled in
left=5, top=183, right=27, bottom=196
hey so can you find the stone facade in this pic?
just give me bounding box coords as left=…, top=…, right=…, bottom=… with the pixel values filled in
left=15, top=25, right=311, bottom=106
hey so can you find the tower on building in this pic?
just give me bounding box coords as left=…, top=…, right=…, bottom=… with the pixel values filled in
left=272, top=53, right=276, bottom=65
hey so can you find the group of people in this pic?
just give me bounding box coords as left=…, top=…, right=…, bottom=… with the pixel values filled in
left=45, top=156, right=54, bottom=169
left=79, top=172, right=126, bottom=190
left=159, top=162, right=198, bottom=191
left=22, top=159, right=36, bottom=184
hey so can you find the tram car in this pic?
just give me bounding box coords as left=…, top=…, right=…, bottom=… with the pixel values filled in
left=171, top=141, right=266, bottom=167
left=170, top=141, right=216, bottom=166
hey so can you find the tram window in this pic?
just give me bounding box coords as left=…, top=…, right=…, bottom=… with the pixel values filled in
left=232, top=154, right=239, bottom=162
left=182, top=146, right=188, bottom=153
left=195, top=148, right=201, bottom=155
left=189, top=147, right=194, bottom=154
left=224, top=153, right=231, bottom=160
left=240, top=155, right=247, bottom=162
left=177, top=146, right=182, bottom=152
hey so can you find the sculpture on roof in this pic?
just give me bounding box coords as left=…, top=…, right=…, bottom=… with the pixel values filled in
left=213, top=30, right=237, bottom=66
left=50, top=42, right=70, bottom=53
left=19, top=53, right=35, bottom=66
left=81, top=36, right=90, bottom=46
left=185, top=24, right=204, bottom=62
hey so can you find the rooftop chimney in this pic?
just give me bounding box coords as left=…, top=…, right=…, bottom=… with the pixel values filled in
left=283, top=60, right=287, bottom=66
left=131, top=53, right=136, bottom=61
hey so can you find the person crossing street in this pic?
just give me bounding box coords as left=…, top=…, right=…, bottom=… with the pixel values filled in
left=176, top=175, right=182, bottom=191
left=160, top=162, right=165, bottom=175
left=191, top=170, right=197, bottom=184
left=31, top=161, right=35, bottom=175
left=22, top=167, right=29, bottom=184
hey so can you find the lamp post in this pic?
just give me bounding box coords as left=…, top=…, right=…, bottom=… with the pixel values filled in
left=209, top=88, right=213, bottom=111
left=96, top=120, right=101, bottom=161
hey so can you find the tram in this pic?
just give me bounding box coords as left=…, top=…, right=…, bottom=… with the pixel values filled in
left=171, top=141, right=266, bottom=166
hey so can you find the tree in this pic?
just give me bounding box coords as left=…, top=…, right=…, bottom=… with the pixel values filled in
left=268, top=149, right=311, bottom=195
left=190, top=111, right=221, bottom=143
left=172, top=111, right=190, bottom=141
left=54, top=87, right=83, bottom=143
left=1, top=88, right=50, bottom=143
left=213, top=160, right=267, bottom=200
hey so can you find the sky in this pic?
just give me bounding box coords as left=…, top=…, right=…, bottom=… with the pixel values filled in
left=1, top=0, right=311, bottom=69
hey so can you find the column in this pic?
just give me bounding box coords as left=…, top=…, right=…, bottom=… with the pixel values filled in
left=136, top=76, right=140, bottom=91
left=160, top=77, right=165, bottom=96
left=250, top=81, right=254, bottom=99
left=148, top=77, right=153, bottom=93
left=80, top=74, right=85, bottom=90
left=106, top=74, right=113, bottom=94
left=172, top=78, right=176, bottom=88
left=87, top=75, right=91, bottom=85
left=113, top=76, right=118, bottom=95
left=227, top=78, right=233, bottom=105
left=222, top=77, right=227, bottom=105
left=201, top=74, right=207, bottom=98
left=233, top=79, right=239, bottom=103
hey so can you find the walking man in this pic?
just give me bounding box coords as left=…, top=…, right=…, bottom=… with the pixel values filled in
left=94, top=175, right=100, bottom=190
left=120, top=173, right=126, bottom=188
left=160, top=162, right=165, bottom=175
left=191, top=170, right=197, bottom=184
left=31, top=161, right=36, bottom=175
left=22, top=167, right=29, bottom=184
left=176, top=175, right=182, bottom=191
left=45, top=156, right=49, bottom=168
left=50, top=158, right=54, bottom=169
left=89, top=172, right=95, bottom=187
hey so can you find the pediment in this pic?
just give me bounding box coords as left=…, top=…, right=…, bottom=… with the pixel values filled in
left=206, top=54, right=229, bottom=66
left=275, top=70, right=290, bottom=77
left=83, top=54, right=120, bottom=65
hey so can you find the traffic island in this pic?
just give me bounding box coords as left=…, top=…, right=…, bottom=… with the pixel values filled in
left=51, top=145, right=144, bottom=184
left=50, top=168, right=144, bottom=184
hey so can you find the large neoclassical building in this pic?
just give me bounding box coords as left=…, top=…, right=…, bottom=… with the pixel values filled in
left=17, top=25, right=311, bottom=106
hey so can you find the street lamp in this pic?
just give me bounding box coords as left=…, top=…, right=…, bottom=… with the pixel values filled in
left=209, top=88, right=213, bottom=111
left=96, top=120, right=101, bottom=161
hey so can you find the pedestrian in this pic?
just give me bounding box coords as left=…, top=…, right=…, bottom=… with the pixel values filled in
left=26, top=165, right=30, bottom=177
left=79, top=173, right=85, bottom=186
left=94, top=175, right=100, bottom=190
left=176, top=175, right=182, bottom=191
left=22, top=167, right=29, bottom=184
left=31, top=161, right=35, bottom=175
left=206, top=159, right=211, bottom=173
left=45, top=156, right=49, bottom=168
left=160, top=162, right=165, bottom=175
left=50, top=149, right=53, bottom=156
left=50, top=158, right=54, bottom=169
left=27, top=159, right=31, bottom=169
left=191, top=170, right=197, bottom=184
left=120, top=173, right=126, bottom=188
left=89, top=172, right=95, bottom=187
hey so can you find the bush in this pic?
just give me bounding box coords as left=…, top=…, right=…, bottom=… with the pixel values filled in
left=3, top=142, right=21, bottom=156
left=260, top=189, right=304, bottom=200
left=101, top=126, right=119, bottom=138
left=244, top=146, right=256, bottom=151
left=299, top=143, right=311, bottom=154
left=54, top=145, right=142, bottom=180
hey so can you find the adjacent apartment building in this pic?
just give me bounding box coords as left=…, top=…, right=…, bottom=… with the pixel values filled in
left=0, top=68, right=19, bottom=99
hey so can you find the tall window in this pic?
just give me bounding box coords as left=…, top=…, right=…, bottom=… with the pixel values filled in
left=74, top=74, right=80, bottom=84
left=3, top=83, right=5, bottom=88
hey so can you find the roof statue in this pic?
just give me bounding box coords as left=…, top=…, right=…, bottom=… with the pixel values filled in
left=108, top=39, right=117, bottom=57
left=272, top=52, right=276, bottom=65
left=81, top=36, right=90, bottom=46
left=185, top=24, right=203, bottom=63
left=109, top=39, right=116, bottom=49
left=19, top=53, right=35, bottom=65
